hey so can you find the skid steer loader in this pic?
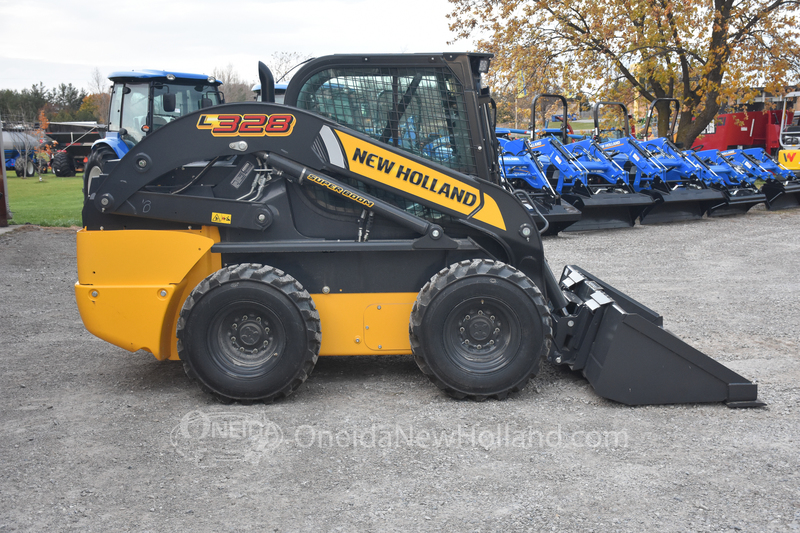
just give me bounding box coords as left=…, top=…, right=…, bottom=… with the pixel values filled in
left=75, top=53, right=762, bottom=407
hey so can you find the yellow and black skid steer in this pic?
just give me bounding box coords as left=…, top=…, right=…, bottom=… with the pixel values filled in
left=76, top=53, right=762, bottom=407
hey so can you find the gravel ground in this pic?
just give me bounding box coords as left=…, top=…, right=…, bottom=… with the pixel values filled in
left=1, top=205, right=799, bottom=532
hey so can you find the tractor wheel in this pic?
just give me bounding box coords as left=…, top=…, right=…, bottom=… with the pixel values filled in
left=177, top=263, right=321, bottom=403
left=14, top=158, right=35, bottom=177
left=83, top=146, right=116, bottom=199
left=52, top=152, right=75, bottom=177
left=410, top=259, right=552, bottom=401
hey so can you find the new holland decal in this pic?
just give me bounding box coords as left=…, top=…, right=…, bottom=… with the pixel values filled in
left=333, top=131, right=506, bottom=230
left=197, top=113, right=296, bottom=137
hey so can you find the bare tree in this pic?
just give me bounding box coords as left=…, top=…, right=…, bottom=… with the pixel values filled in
left=86, top=68, right=111, bottom=124
left=212, top=64, right=253, bottom=103
left=268, top=52, right=313, bottom=83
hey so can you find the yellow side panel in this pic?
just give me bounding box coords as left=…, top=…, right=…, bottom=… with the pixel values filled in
left=77, top=228, right=218, bottom=285
left=75, top=227, right=221, bottom=360
left=779, top=149, right=800, bottom=171
left=76, top=284, right=176, bottom=356
left=312, top=293, right=417, bottom=355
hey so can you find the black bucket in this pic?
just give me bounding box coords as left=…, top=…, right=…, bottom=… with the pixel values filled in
left=639, top=188, right=726, bottom=224
left=762, top=180, right=800, bottom=211
left=549, top=265, right=764, bottom=407
left=518, top=193, right=583, bottom=236
left=707, top=188, right=765, bottom=217
left=561, top=190, right=654, bottom=231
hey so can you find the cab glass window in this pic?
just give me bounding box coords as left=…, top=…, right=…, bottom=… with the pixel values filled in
left=296, top=67, right=476, bottom=175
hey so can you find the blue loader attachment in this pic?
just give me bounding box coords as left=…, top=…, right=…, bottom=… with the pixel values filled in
left=727, top=148, right=800, bottom=210
left=529, top=135, right=654, bottom=231
left=497, top=133, right=582, bottom=235
left=526, top=95, right=654, bottom=231
left=596, top=101, right=726, bottom=224
left=692, top=149, right=766, bottom=216
left=637, top=137, right=729, bottom=220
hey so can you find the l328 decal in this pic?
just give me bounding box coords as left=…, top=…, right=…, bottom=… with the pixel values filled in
left=197, top=114, right=296, bottom=137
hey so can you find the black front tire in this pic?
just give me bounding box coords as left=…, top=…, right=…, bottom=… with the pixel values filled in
left=177, top=264, right=321, bottom=403
left=52, top=152, right=75, bottom=177
left=83, top=146, right=116, bottom=199
left=410, top=259, right=552, bottom=400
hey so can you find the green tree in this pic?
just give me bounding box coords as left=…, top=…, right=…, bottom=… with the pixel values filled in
left=448, top=0, right=800, bottom=146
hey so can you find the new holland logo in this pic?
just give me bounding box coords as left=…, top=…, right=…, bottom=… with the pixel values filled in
left=211, top=212, right=232, bottom=224
left=333, top=130, right=506, bottom=231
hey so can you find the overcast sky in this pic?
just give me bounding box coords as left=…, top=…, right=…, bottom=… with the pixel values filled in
left=0, top=0, right=474, bottom=92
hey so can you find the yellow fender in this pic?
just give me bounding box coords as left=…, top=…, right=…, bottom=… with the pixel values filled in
left=75, top=227, right=221, bottom=360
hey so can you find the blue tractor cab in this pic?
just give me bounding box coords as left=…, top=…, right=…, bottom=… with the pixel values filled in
left=251, top=82, right=288, bottom=104
left=84, top=70, right=224, bottom=198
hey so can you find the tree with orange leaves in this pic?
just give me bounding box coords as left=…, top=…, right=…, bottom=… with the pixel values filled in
left=448, top=0, right=800, bottom=146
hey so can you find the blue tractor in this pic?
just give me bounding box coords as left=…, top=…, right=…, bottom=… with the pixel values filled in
left=84, top=70, right=224, bottom=198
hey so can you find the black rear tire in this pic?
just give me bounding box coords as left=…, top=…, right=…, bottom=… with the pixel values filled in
left=14, top=158, right=35, bottom=177
left=52, top=152, right=75, bottom=177
left=177, top=264, right=321, bottom=403
left=410, top=259, right=552, bottom=400
left=83, top=146, right=116, bottom=199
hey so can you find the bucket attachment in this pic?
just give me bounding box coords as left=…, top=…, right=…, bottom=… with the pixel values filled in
left=549, top=265, right=763, bottom=407
left=562, top=190, right=654, bottom=232
left=706, top=188, right=766, bottom=217
left=639, top=188, right=726, bottom=225
left=536, top=201, right=583, bottom=235
left=516, top=191, right=583, bottom=235
left=761, top=180, right=800, bottom=210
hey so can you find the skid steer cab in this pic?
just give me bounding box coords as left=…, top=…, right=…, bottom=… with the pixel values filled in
left=83, top=70, right=224, bottom=200
left=76, top=53, right=762, bottom=407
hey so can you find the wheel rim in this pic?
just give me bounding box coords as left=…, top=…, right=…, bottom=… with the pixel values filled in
left=207, top=300, right=285, bottom=377
left=442, top=296, right=520, bottom=374
left=87, top=165, right=103, bottom=181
